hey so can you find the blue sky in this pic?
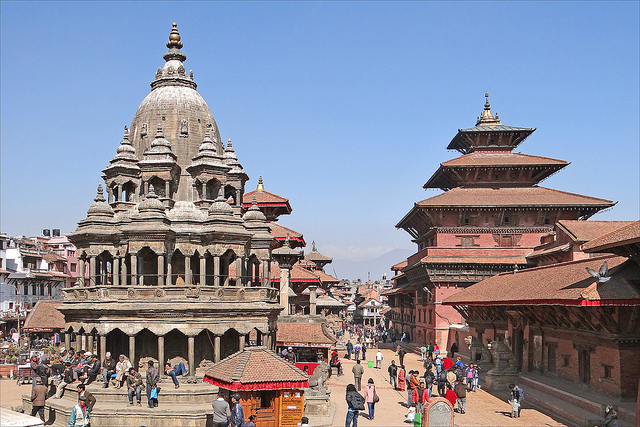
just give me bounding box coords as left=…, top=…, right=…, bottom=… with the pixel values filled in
left=1, top=2, right=638, bottom=279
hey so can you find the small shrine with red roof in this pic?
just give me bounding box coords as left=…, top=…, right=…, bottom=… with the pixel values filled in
left=204, top=346, right=308, bottom=427
left=389, top=94, right=615, bottom=351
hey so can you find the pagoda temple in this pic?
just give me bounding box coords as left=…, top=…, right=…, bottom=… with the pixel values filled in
left=388, top=94, right=615, bottom=350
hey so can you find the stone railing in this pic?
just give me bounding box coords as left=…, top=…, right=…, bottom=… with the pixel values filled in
left=61, top=285, right=279, bottom=303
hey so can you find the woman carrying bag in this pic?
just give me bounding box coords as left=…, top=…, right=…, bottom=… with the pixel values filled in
left=364, top=378, right=379, bottom=420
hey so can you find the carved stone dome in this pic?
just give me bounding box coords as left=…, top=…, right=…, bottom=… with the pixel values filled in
left=128, top=23, right=223, bottom=172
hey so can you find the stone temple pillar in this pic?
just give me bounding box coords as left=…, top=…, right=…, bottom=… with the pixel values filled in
left=78, top=259, right=85, bottom=287
left=239, top=335, right=245, bottom=351
left=236, top=257, right=243, bottom=286
left=263, top=260, right=271, bottom=288
left=199, top=255, right=206, bottom=286
left=157, top=254, right=165, bottom=287
left=188, top=336, right=195, bottom=375
left=65, top=332, right=71, bottom=351
left=120, top=256, right=127, bottom=287
left=279, top=267, right=291, bottom=314
left=214, top=256, right=220, bottom=287
left=214, top=335, right=221, bottom=363
left=185, top=256, right=191, bottom=286
left=99, top=335, right=106, bottom=364
left=309, top=285, right=318, bottom=315
left=130, top=255, right=138, bottom=286
left=89, top=256, right=97, bottom=287
left=158, top=336, right=165, bottom=370
left=87, top=334, right=94, bottom=354
left=167, top=254, right=173, bottom=285
left=113, top=257, right=120, bottom=286
left=129, top=335, right=136, bottom=367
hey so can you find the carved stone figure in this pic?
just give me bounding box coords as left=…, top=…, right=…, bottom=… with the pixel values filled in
left=307, top=361, right=330, bottom=391
left=464, top=335, right=492, bottom=366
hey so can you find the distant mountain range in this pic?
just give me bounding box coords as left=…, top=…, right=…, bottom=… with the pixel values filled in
left=329, top=248, right=414, bottom=282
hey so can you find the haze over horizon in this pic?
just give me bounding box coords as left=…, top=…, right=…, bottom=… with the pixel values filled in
left=1, top=2, right=638, bottom=281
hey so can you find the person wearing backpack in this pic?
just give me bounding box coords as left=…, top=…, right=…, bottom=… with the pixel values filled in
left=437, top=369, right=448, bottom=397
left=509, top=383, right=524, bottom=418
left=423, top=368, right=435, bottom=399
left=345, top=383, right=365, bottom=427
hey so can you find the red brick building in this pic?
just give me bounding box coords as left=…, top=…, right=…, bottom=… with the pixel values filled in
left=443, top=220, right=639, bottom=423
left=388, top=94, right=614, bottom=351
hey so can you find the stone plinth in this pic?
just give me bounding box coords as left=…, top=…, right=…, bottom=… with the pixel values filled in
left=423, top=397, right=454, bottom=427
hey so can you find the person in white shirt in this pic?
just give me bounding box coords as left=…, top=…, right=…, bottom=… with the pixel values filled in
left=375, top=349, right=383, bottom=369
left=114, top=354, right=132, bottom=389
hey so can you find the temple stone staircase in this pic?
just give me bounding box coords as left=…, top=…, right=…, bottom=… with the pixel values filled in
left=22, top=376, right=219, bottom=427
left=519, top=372, right=636, bottom=427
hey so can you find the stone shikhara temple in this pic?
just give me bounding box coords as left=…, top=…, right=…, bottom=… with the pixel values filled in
left=60, top=23, right=282, bottom=373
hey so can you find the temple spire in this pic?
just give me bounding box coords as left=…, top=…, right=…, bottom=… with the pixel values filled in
left=257, top=175, right=265, bottom=192
left=163, top=22, right=186, bottom=62
left=476, top=92, right=501, bottom=126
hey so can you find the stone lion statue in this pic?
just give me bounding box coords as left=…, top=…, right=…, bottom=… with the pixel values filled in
left=464, top=335, right=492, bottom=365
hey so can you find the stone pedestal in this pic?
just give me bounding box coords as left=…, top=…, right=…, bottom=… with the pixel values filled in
left=303, top=389, right=331, bottom=416
left=423, top=397, right=454, bottom=427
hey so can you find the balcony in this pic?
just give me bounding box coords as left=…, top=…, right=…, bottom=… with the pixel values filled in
left=61, top=285, right=279, bottom=303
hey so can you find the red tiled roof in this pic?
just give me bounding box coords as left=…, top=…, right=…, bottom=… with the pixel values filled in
left=276, top=323, right=336, bottom=345
left=556, top=220, right=634, bottom=243
left=311, top=269, right=340, bottom=284
left=441, top=152, right=568, bottom=167
left=203, top=346, right=308, bottom=390
left=267, top=222, right=305, bottom=246
left=306, top=250, right=332, bottom=263
left=583, top=220, right=640, bottom=253
left=527, top=242, right=571, bottom=259
left=243, top=189, right=289, bottom=205
left=442, top=255, right=639, bottom=306
left=44, top=253, right=67, bottom=262
left=23, top=300, right=65, bottom=331
left=391, top=260, right=407, bottom=271
left=415, top=187, right=614, bottom=208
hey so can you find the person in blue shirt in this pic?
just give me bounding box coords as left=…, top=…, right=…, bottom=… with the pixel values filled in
left=230, top=393, right=245, bottom=427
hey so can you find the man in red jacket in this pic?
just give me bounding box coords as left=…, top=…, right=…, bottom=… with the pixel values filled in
left=412, top=379, right=429, bottom=413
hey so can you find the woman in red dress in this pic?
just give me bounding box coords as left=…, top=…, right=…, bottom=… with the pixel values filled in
left=397, top=365, right=406, bottom=391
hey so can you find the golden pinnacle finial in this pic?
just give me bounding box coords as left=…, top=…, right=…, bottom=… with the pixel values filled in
left=257, top=175, right=265, bottom=193
left=476, top=92, right=500, bottom=126
left=167, top=22, right=183, bottom=49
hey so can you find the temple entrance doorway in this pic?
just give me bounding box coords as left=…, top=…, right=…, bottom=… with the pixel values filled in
left=221, top=329, right=240, bottom=359
left=106, top=329, right=129, bottom=362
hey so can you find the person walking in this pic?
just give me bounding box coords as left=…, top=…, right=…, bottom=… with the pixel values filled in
left=354, top=342, right=362, bottom=361
left=346, top=340, right=353, bottom=360
left=68, top=395, right=90, bottom=427
left=352, top=359, right=364, bottom=391
left=76, top=384, right=96, bottom=412
left=345, top=384, right=365, bottom=427
left=30, top=377, right=47, bottom=421
left=454, top=380, right=467, bottom=414
left=445, top=383, right=457, bottom=408
left=364, top=378, right=377, bottom=420
left=375, top=349, right=383, bottom=369
left=509, top=383, right=524, bottom=418
left=146, top=360, right=159, bottom=408
left=397, top=347, right=406, bottom=366
left=387, top=360, right=398, bottom=389
left=230, top=393, right=245, bottom=427
left=212, top=391, right=231, bottom=427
